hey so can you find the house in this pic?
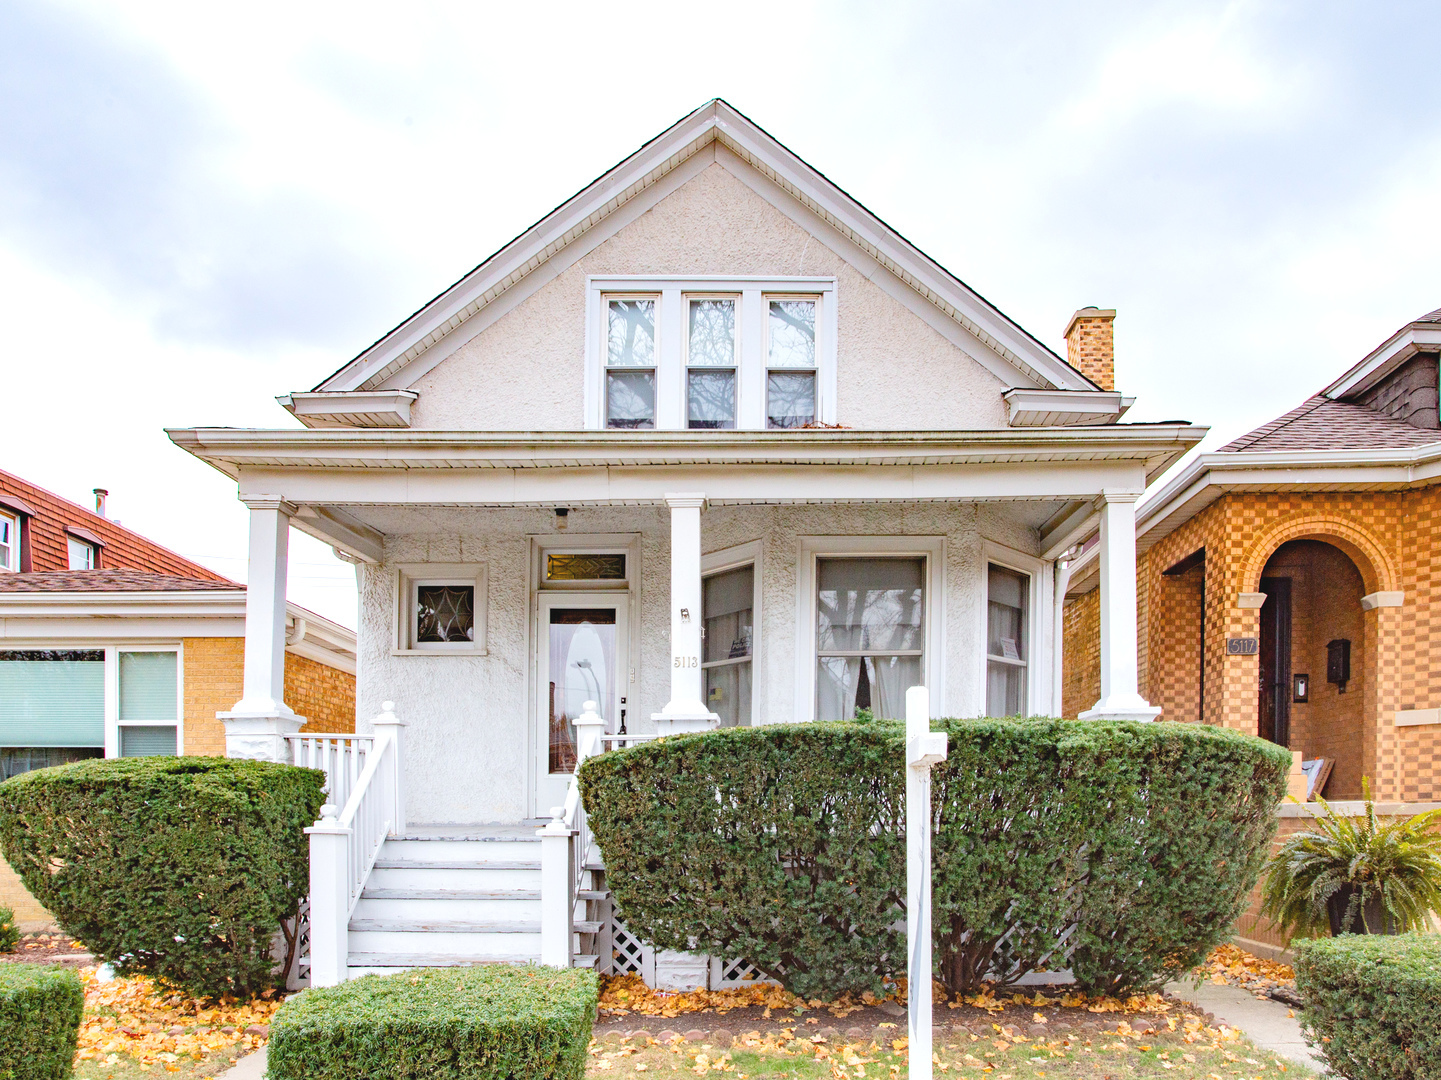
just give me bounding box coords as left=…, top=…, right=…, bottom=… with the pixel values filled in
left=0, top=467, right=358, bottom=929
left=1061, top=306, right=1441, bottom=954
left=169, top=100, right=1204, bottom=986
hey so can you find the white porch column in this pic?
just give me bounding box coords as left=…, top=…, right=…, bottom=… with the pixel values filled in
left=652, top=493, right=719, bottom=735
left=219, top=497, right=307, bottom=759
left=1079, top=492, right=1161, bottom=722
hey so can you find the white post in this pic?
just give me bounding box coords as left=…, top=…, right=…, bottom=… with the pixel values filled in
left=573, top=701, right=606, bottom=764
left=371, top=701, right=406, bottom=837
left=305, top=803, right=351, bottom=986
left=906, top=685, right=947, bottom=1080
left=219, top=497, right=307, bottom=759
left=539, top=806, right=574, bottom=968
left=1079, top=492, right=1162, bottom=722
left=652, top=493, right=719, bottom=735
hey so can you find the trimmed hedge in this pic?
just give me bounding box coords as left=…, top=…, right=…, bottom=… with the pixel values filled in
left=267, top=966, right=600, bottom=1080
left=0, top=757, right=324, bottom=999
left=1294, top=933, right=1441, bottom=1080
left=0, top=964, right=84, bottom=1080
left=580, top=718, right=1290, bottom=998
left=0, top=905, right=18, bottom=952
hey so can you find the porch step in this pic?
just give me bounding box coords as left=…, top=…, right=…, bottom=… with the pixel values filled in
left=346, top=953, right=600, bottom=973
left=361, top=888, right=541, bottom=901
left=350, top=919, right=603, bottom=935
left=372, top=860, right=540, bottom=871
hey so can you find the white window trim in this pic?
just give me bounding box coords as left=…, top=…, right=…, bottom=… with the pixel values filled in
left=393, top=563, right=488, bottom=656
left=702, top=539, right=764, bottom=727
left=979, top=541, right=1054, bottom=718
left=105, top=643, right=185, bottom=757
left=0, top=511, right=18, bottom=572
left=67, top=536, right=97, bottom=570
left=794, top=536, right=946, bottom=723
left=585, top=276, right=838, bottom=431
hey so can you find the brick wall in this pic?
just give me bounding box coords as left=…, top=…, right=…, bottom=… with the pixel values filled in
left=1061, top=588, right=1100, bottom=719
left=285, top=654, right=356, bottom=734
left=182, top=637, right=244, bottom=756
left=1147, top=561, right=1205, bottom=724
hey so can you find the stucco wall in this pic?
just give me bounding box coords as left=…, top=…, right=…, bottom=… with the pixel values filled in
left=408, top=159, right=1009, bottom=432
left=357, top=502, right=1042, bottom=825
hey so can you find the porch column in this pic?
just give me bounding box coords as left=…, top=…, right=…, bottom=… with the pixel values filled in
left=653, top=493, right=719, bottom=735
left=1079, top=491, right=1161, bottom=722
left=219, top=496, right=306, bottom=759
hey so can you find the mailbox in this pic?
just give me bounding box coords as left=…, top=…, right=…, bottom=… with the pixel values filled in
left=1327, top=639, right=1351, bottom=690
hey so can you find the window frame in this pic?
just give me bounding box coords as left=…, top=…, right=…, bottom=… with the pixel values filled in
left=105, top=643, right=184, bottom=757
left=67, top=536, right=97, bottom=570
left=764, top=294, right=821, bottom=429
left=978, top=542, right=1053, bottom=718
left=794, top=536, right=945, bottom=723
left=602, top=293, right=661, bottom=430
left=702, top=539, right=763, bottom=727
left=585, top=276, right=837, bottom=430
left=0, top=511, right=18, bottom=572
left=684, top=294, right=740, bottom=430
left=393, top=563, right=488, bottom=655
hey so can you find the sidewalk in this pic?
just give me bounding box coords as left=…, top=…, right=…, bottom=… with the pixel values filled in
left=217, top=1047, right=266, bottom=1080
left=1165, top=979, right=1327, bottom=1074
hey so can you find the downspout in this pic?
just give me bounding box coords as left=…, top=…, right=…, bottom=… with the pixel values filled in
left=1052, top=548, right=1078, bottom=718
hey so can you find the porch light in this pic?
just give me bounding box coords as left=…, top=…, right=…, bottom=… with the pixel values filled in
left=554, top=508, right=569, bottom=530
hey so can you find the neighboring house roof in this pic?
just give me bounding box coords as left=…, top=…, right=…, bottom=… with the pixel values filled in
left=0, top=571, right=241, bottom=592
left=0, top=468, right=235, bottom=581
left=1219, top=395, right=1441, bottom=453
left=310, top=99, right=1098, bottom=399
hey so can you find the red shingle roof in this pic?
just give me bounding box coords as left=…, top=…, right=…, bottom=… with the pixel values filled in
left=0, top=571, right=243, bottom=593
left=1220, top=395, right=1441, bottom=453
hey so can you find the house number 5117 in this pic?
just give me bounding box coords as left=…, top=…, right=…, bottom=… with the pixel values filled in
left=673, top=656, right=698, bottom=668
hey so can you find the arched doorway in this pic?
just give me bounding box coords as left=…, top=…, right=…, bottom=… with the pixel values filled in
left=1257, top=539, right=1366, bottom=799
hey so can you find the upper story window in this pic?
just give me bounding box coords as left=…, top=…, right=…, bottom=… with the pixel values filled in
left=589, top=277, right=836, bottom=431
left=68, top=536, right=97, bottom=570
left=0, top=512, right=16, bottom=572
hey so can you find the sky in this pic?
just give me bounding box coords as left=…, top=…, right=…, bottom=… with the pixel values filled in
left=2, top=0, right=1440, bottom=629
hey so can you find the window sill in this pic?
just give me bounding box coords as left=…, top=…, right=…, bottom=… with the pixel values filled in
left=391, top=647, right=489, bottom=658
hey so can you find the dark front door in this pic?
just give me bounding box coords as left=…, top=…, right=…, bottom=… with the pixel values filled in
left=1258, top=576, right=1292, bottom=746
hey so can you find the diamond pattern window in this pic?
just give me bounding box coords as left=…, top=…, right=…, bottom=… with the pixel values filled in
left=416, top=585, right=475, bottom=643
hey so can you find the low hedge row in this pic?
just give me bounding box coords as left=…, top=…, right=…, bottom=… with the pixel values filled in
left=0, top=964, right=85, bottom=1080
left=1294, top=933, right=1441, bottom=1080
left=267, top=966, right=600, bottom=1080
left=0, top=757, right=325, bottom=999
left=580, top=718, right=1290, bottom=998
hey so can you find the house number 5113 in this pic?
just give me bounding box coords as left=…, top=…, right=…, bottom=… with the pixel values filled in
left=673, top=656, right=698, bottom=668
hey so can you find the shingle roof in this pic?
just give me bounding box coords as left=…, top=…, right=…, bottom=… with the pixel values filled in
left=1220, top=395, right=1441, bottom=453
left=1417, top=307, right=1441, bottom=323
left=0, top=571, right=243, bottom=593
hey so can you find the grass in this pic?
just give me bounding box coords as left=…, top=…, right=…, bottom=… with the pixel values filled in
left=586, top=1019, right=1316, bottom=1080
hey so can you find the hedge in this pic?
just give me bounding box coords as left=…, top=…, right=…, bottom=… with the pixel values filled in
left=0, top=964, right=84, bottom=1080
left=267, top=966, right=600, bottom=1080
left=1294, top=933, right=1441, bottom=1080
left=580, top=718, right=1290, bottom=998
left=0, top=757, right=324, bottom=999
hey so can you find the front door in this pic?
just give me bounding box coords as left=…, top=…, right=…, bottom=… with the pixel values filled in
left=1258, top=576, right=1292, bottom=746
left=535, top=594, right=628, bottom=815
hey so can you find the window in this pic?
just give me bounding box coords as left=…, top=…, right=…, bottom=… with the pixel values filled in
left=605, top=297, right=657, bottom=429
left=118, top=650, right=178, bottom=756
left=766, top=298, right=817, bottom=429
left=0, top=649, right=106, bottom=751
left=986, top=564, right=1029, bottom=716
left=394, top=564, right=488, bottom=654
left=703, top=564, right=753, bottom=726
left=68, top=536, right=97, bottom=570
left=687, top=298, right=737, bottom=429
left=588, top=277, right=835, bottom=429
left=0, top=512, right=17, bottom=572
left=815, top=557, right=925, bottom=721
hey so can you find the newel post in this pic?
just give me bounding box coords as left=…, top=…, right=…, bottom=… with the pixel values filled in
left=906, top=686, right=947, bottom=1080
left=371, top=700, right=406, bottom=836
left=539, top=806, right=574, bottom=968
left=573, top=700, right=606, bottom=764
left=305, top=803, right=351, bottom=987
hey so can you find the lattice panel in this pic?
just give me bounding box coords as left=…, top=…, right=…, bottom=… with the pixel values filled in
left=609, top=919, right=650, bottom=978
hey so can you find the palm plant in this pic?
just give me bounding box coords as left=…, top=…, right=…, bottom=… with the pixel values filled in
left=1260, top=778, right=1441, bottom=938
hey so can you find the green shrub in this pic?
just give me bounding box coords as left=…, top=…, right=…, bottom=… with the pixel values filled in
left=267, top=966, right=600, bottom=1080
left=1294, top=932, right=1441, bottom=1080
left=581, top=719, right=1290, bottom=998
left=0, top=904, right=19, bottom=952
left=0, top=756, right=324, bottom=999
left=0, top=964, right=85, bottom=1080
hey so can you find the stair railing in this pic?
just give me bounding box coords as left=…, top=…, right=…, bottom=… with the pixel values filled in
left=285, top=733, right=376, bottom=812
left=306, top=702, right=406, bottom=987
left=539, top=701, right=606, bottom=968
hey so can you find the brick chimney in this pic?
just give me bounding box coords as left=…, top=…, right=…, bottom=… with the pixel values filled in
left=1063, top=307, right=1116, bottom=391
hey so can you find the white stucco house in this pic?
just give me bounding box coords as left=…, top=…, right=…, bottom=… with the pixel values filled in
left=170, top=100, right=1203, bottom=986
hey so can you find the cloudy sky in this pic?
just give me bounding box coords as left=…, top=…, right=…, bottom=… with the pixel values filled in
left=3, top=0, right=1439, bottom=627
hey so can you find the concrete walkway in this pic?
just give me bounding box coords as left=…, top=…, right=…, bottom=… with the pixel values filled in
left=1165, top=980, right=1327, bottom=1074
left=216, top=1047, right=266, bottom=1080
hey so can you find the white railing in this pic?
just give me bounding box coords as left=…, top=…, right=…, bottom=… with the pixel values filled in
left=539, top=702, right=607, bottom=968
left=286, top=734, right=376, bottom=812
left=305, top=702, right=406, bottom=987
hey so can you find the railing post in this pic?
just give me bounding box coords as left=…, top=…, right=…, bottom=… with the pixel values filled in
left=573, top=701, right=606, bottom=765
left=905, top=686, right=947, bottom=1080
left=371, top=701, right=406, bottom=837
left=305, top=803, right=352, bottom=987
left=539, top=806, right=574, bottom=968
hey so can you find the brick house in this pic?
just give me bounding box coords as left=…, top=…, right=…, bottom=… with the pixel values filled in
left=1061, top=307, right=1441, bottom=951
left=0, top=468, right=357, bottom=927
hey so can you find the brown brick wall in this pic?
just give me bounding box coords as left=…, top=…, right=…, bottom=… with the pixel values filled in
left=285, top=654, right=356, bottom=735
left=182, top=637, right=244, bottom=756
left=1146, top=561, right=1205, bottom=724
left=1061, top=588, right=1101, bottom=719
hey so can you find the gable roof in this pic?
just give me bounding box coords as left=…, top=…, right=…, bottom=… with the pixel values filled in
left=1321, top=306, right=1441, bottom=400
left=1219, top=394, right=1441, bottom=453
left=313, top=99, right=1096, bottom=397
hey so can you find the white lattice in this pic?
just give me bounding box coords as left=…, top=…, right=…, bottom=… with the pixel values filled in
left=712, top=956, right=773, bottom=987
left=610, top=919, right=651, bottom=978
